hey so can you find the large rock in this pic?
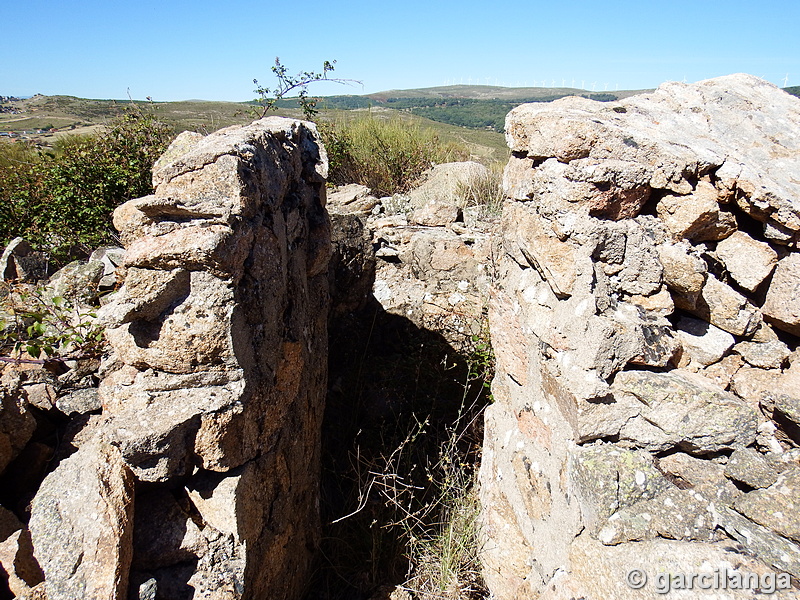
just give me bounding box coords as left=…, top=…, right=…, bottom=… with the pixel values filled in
left=762, top=252, right=800, bottom=336
left=545, top=535, right=797, bottom=600
left=480, top=75, right=800, bottom=600
left=0, top=370, right=36, bottom=476
left=401, top=161, right=489, bottom=209
left=734, top=467, right=800, bottom=542
left=504, top=74, right=800, bottom=241
left=370, top=216, right=498, bottom=350
left=674, top=316, right=734, bottom=366
left=29, top=436, right=134, bottom=600
left=0, top=506, right=43, bottom=598
left=0, top=238, right=48, bottom=282
left=326, top=183, right=379, bottom=215
left=656, top=180, right=736, bottom=242
left=715, top=231, right=777, bottom=292
left=612, top=370, right=759, bottom=453
left=674, top=274, right=762, bottom=337
left=31, top=118, right=332, bottom=600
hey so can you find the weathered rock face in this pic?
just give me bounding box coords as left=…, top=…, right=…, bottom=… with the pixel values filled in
left=327, top=162, right=501, bottom=352
left=480, top=75, right=800, bottom=599
left=26, top=118, right=331, bottom=600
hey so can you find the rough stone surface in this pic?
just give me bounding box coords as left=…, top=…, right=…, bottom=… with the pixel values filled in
left=409, top=200, right=461, bottom=226
left=725, top=447, right=780, bottom=490
left=718, top=506, right=800, bottom=579
left=0, top=238, right=48, bottom=282
left=656, top=180, right=737, bottom=242
left=731, top=363, right=800, bottom=419
left=674, top=274, right=762, bottom=337
left=480, top=75, right=800, bottom=600
left=46, top=258, right=106, bottom=305
left=658, top=452, right=741, bottom=504
left=25, top=118, right=331, bottom=600
left=763, top=253, right=800, bottom=336
left=401, top=161, right=488, bottom=209
left=54, top=387, right=101, bottom=415
left=734, top=466, right=800, bottom=542
left=0, top=527, right=44, bottom=597
left=715, top=230, right=778, bottom=292
left=29, top=435, right=135, bottom=600
left=504, top=74, right=800, bottom=238
left=657, top=241, right=707, bottom=294
left=613, top=370, right=759, bottom=453
left=370, top=215, right=498, bottom=350
left=735, top=339, right=791, bottom=369
left=0, top=370, right=36, bottom=476
left=552, top=535, right=798, bottom=600
left=326, top=183, right=380, bottom=215
left=674, top=315, right=734, bottom=366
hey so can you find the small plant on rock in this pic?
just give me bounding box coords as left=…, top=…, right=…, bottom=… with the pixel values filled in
left=0, top=285, right=105, bottom=363
left=454, top=166, right=504, bottom=221
left=253, top=57, right=357, bottom=121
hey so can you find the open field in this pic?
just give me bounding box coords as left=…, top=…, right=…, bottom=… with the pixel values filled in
left=0, top=93, right=510, bottom=165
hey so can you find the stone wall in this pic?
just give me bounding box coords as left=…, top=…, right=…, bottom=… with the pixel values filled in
left=27, top=117, right=331, bottom=600
left=479, top=74, right=800, bottom=599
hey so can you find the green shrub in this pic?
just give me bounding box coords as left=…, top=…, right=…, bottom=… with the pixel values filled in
left=320, top=115, right=469, bottom=197
left=0, top=284, right=105, bottom=361
left=0, top=109, right=173, bottom=263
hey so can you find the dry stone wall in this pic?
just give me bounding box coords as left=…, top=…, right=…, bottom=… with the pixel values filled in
left=479, top=74, right=800, bottom=599
left=25, top=117, right=331, bottom=600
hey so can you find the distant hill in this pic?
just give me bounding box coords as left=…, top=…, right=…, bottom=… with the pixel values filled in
left=785, top=86, right=800, bottom=99
left=317, top=85, right=652, bottom=132
left=366, top=84, right=650, bottom=101
left=0, top=93, right=510, bottom=164
left=0, top=84, right=657, bottom=160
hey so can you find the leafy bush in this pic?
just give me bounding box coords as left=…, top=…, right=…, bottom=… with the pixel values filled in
left=0, top=108, right=173, bottom=263
left=320, top=115, right=470, bottom=197
left=0, top=285, right=105, bottom=361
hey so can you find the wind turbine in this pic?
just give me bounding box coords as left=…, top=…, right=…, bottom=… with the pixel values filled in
left=571, top=79, right=575, bottom=87
left=784, top=73, right=790, bottom=87
left=591, top=82, right=597, bottom=91
left=604, top=83, right=608, bottom=91
left=562, top=79, right=566, bottom=86
left=581, top=80, right=585, bottom=89
left=551, top=79, right=555, bottom=87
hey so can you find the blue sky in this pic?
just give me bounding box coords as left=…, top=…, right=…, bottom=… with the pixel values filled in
left=3, top=0, right=799, bottom=101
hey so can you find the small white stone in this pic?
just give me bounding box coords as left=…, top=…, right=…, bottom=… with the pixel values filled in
left=599, top=526, right=617, bottom=544
left=635, top=470, right=646, bottom=486
left=448, top=292, right=465, bottom=306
